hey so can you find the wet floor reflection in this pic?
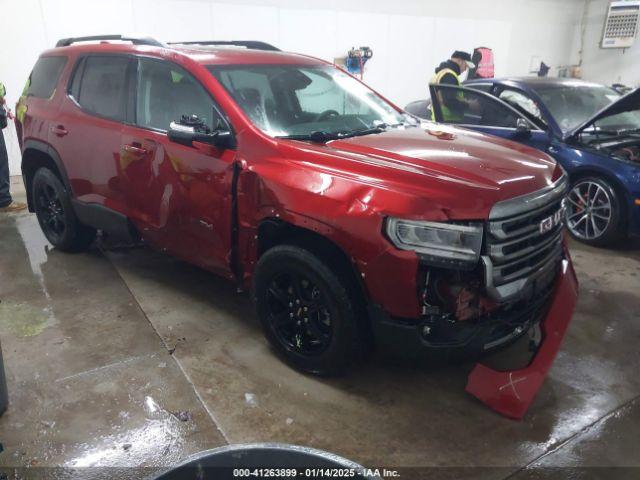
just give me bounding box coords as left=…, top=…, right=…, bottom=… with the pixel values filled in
left=107, top=235, right=640, bottom=469
left=0, top=212, right=225, bottom=470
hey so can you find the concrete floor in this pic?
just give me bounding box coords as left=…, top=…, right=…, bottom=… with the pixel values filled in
left=1, top=176, right=639, bottom=478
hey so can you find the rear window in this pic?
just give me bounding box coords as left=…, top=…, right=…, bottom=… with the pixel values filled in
left=27, top=56, right=67, bottom=99
left=74, top=55, right=131, bottom=122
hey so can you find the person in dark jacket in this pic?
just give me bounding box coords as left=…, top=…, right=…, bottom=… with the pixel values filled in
left=431, top=50, right=475, bottom=86
left=0, top=82, right=26, bottom=212
left=430, top=51, right=476, bottom=121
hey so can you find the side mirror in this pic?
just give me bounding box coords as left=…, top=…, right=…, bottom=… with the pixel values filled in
left=514, top=118, right=531, bottom=138
left=168, top=115, right=235, bottom=150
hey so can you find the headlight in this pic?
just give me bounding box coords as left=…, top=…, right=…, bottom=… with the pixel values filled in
left=386, top=218, right=483, bottom=267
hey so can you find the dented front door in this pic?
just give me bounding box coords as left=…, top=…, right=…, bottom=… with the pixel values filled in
left=119, top=57, right=237, bottom=273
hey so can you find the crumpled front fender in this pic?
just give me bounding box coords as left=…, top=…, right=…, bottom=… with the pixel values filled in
left=466, top=256, right=579, bottom=419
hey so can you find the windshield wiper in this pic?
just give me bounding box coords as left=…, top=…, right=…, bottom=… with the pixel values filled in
left=276, top=125, right=387, bottom=143
left=343, top=125, right=387, bottom=138
left=388, top=121, right=418, bottom=129
left=581, top=125, right=640, bottom=136
left=615, top=127, right=640, bottom=136
left=276, top=131, right=344, bottom=142
left=580, top=127, right=621, bottom=136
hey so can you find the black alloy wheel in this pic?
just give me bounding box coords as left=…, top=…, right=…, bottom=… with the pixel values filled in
left=266, top=271, right=333, bottom=356
left=32, top=168, right=96, bottom=251
left=35, top=179, right=66, bottom=243
left=253, top=244, right=362, bottom=375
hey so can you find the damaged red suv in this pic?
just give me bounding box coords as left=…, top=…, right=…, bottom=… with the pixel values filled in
left=17, top=36, right=578, bottom=418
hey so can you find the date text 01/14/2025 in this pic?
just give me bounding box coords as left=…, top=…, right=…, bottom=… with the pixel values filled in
left=232, top=467, right=400, bottom=477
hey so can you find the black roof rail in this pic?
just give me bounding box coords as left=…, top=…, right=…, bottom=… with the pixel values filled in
left=56, top=35, right=165, bottom=48
left=169, top=40, right=280, bottom=52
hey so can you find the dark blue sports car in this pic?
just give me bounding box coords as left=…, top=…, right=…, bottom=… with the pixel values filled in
left=406, top=78, right=640, bottom=246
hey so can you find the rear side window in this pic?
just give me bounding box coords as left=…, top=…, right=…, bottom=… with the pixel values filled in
left=74, top=56, right=131, bottom=122
left=27, top=56, right=67, bottom=99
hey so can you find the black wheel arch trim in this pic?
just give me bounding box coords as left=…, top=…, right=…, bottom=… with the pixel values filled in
left=22, top=139, right=73, bottom=211
left=256, top=217, right=371, bottom=315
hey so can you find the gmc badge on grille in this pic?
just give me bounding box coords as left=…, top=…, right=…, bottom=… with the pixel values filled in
left=539, top=209, right=563, bottom=234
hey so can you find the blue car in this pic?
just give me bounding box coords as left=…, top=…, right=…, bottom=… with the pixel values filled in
left=407, top=78, right=640, bottom=246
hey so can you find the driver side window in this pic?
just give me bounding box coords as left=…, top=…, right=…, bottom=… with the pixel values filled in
left=136, top=58, right=223, bottom=132
left=215, top=69, right=276, bottom=132
left=498, top=89, right=545, bottom=127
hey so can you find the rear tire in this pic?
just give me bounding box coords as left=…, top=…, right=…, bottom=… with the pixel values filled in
left=565, top=176, right=624, bottom=247
left=32, top=168, right=96, bottom=252
left=253, top=244, right=361, bottom=376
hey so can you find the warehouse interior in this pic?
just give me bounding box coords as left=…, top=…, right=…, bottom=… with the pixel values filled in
left=0, top=0, right=639, bottom=478
left=3, top=0, right=635, bottom=173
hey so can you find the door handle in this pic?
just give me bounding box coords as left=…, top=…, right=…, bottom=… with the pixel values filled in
left=123, top=144, right=148, bottom=156
left=51, top=125, right=68, bottom=137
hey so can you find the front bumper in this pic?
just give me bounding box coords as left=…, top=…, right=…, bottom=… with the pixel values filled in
left=369, top=294, right=551, bottom=363
left=369, top=257, right=559, bottom=362
left=466, top=256, right=578, bottom=419
left=369, top=253, right=578, bottom=419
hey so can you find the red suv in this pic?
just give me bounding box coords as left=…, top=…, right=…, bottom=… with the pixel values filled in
left=17, top=36, right=577, bottom=417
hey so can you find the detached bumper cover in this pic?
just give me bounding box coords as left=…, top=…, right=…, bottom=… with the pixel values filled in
left=466, top=257, right=578, bottom=419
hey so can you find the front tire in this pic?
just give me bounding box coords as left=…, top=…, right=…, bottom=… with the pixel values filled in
left=565, top=176, right=624, bottom=247
left=253, top=245, right=360, bottom=375
left=32, top=168, right=96, bottom=252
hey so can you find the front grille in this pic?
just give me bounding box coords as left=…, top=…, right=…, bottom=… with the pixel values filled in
left=483, top=175, right=568, bottom=301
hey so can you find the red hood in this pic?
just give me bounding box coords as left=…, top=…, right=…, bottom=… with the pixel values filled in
left=276, top=125, right=561, bottom=221
left=327, top=126, right=558, bottom=195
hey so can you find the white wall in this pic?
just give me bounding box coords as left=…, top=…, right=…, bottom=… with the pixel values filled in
left=576, top=0, right=640, bottom=87
left=0, top=0, right=584, bottom=175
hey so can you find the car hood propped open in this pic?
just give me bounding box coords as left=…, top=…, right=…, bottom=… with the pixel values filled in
left=564, top=87, right=640, bottom=141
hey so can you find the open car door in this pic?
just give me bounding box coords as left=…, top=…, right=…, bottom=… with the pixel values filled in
left=429, top=84, right=550, bottom=152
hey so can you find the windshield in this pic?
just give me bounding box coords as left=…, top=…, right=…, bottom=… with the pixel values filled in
left=207, top=64, right=409, bottom=138
left=532, top=83, right=640, bottom=134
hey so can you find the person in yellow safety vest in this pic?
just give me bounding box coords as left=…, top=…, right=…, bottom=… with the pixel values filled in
left=0, top=82, right=27, bottom=212
left=430, top=50, right=475, bottom=122
left=16, top=78, right=30, bottom=124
